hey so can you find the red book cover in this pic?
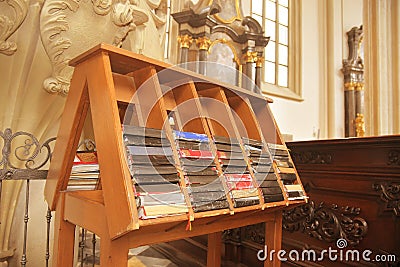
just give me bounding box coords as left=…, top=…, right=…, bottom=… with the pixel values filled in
left=227, top=181, right=254, bottom=190
left=178, top=149, right=214, bottom=159
left=74, top=152, right=98, bottom=165
left=225, top=173, right=252, bottom=182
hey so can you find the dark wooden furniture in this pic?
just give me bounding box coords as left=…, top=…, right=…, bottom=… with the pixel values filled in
left=44, top=43, right=306, bottom=267
left=222, top=135, right=400, bottom=266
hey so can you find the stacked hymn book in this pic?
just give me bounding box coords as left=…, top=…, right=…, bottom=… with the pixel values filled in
left=68, top=151, right=99, bottom=190
left=45, top=44, right=308, bottom=266
left=122, top=124, right=306, bottom=220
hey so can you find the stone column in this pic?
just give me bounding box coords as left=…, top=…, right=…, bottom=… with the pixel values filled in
left=242, top=51, right=257, bottom=91
left=355, top=82, right=365, bottom=137
left=196, top=36, right=211, bottom=75
left=344, top=82, right=356, bottom=137
left=255, top=56, right=264, bottom=94
left=177, top=34, right=193, bottom=68
left=355, top=82, right=364, bottom=118
left=342, top=26, right=364, bottom=137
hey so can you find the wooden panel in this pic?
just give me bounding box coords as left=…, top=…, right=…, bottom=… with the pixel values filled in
left=125, top=208, right=282, bottom=248
left=285, top=136, right=400, bottom=261
left=113, top=72, right=137, bottom=104
left=197, top=86, right=237, bottom=138
left=264, top=211, right=282, bottom=267
left=207, top=232, right=222, bottom=267
left=168, top=81, right=208, bottom=134
left=129, top=66, right=167, bottom=129
left=44, top=64, right=89, bottom=210
left=224, top=135, right=400, bottom=267
left=69, top=43, right=273, bottom=103
left=52, top=193, right=76, bottom=267
left=64, top=191, right=107, bottom=236
left=225, top=94, right=262, bottom=141
left=85, top=52, right=138, bottom=238
left=249, top=98, right=282, bottom=145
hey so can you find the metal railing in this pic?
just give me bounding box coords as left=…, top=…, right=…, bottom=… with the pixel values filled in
left=0, top=128, right=97, bottom=266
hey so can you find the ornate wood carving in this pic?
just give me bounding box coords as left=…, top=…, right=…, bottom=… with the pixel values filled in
left=222, top=228, right=241, bottom=244
left=282, top=201, right=368, bottom=246
left=241, top=223, right=265, bottom=245
left=373, top=182, right=400, bottom=217
left=387, top=150, right=400, bottom=166
left=291, top=151, right=333, bottom=164
left=0, top=0, right=28, bottom=55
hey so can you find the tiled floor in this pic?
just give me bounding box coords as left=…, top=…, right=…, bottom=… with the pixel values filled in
left=80, top=244, right=177, bottom=267
left=128, top=246, right=177, bottom=267
left=80, top=241, right=246, bottom=266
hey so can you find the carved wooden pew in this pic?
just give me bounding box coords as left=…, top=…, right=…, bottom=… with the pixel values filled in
left=223, top=136, right=400, bottom=266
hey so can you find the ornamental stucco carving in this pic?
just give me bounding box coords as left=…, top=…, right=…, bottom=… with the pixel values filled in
left=39, top=0, right=166, bottom=95
left=0, top=0, right=28, bottom=55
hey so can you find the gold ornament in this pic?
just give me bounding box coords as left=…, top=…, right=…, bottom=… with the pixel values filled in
left=177, top=35, right=193, bottom=49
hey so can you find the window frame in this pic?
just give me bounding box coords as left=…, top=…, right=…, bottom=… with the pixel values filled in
left=252, top=0, right=303, bottom=101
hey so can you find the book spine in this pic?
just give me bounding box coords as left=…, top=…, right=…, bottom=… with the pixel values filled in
left=233, top=197, right=260, bottom=208
left=192, top=200, right=229, bottom=212
left=263, top=194, right=285, bottom=203
left=178, top=149, right=214, bottom=158
left=126, top=145, right=173, bottom=156
left=173, top=130, right=209, bottom=142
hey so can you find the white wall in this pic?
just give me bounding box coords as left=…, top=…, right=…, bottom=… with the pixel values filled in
left=269, top=0, right=322, bottom=141
left=267, top=0, right=363, bottom=141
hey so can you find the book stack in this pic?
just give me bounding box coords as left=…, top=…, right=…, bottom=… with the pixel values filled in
left=267, top=143, right=306, bottom=201
left=243, top=138, right=285, bottom=203
left=174, top=130, right=229, bottom=212
left=214, top=136, right=259, bottom=208
left=69, top=151, right=99, bottom=190
left=123, top=125, right=188, bottom=219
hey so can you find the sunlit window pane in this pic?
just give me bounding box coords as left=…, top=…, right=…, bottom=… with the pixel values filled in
left=278, top=44, right=288, bottom=65
left=252, top=0, right=263, bottom=16
left=279, top=0, right=288, bottom=7
left=251, top=0, right=291, bottom=89
left=265, top=41, right=275, bottom=62
left=279, top=25, right=288, bottom=45
left=265, top=0, right=276, bottom=20
left=252, top=14, right=263, bottom=27
left=278, top=65, right=288, bottom=87
left=278, top=5, right=288, bottom=26
left=166, top=16, right=170, bottom=30
left=264, top=61, right=276, bottom=84
left=164, top=0, right=171, bottom=59
left=264, top=19, right=276, bottom=41
left=164, top=33, right=169, bottom=58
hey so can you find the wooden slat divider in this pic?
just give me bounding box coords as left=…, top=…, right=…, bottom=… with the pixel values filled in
left=197, top=86, right=266, bottom=207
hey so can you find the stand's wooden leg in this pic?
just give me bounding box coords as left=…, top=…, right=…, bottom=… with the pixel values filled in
left=53, top=193, right=76, bottom=267
left=100, top=236, right=129, bottom=267
left=207, top=231, right=222, bottom=267
left=264, top=211, right=282, bottom=267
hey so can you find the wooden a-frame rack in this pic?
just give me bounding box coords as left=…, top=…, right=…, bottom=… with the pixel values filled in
left=44, top=43, right=306, bottom=267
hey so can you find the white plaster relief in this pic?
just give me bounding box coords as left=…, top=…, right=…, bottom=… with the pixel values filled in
left=0, top=0, right=29, bottom=55
left=39, top=0, right=155, bottom=95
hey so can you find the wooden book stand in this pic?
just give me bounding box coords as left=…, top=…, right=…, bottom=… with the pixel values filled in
left=44, top=43, right=306, bottom=267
